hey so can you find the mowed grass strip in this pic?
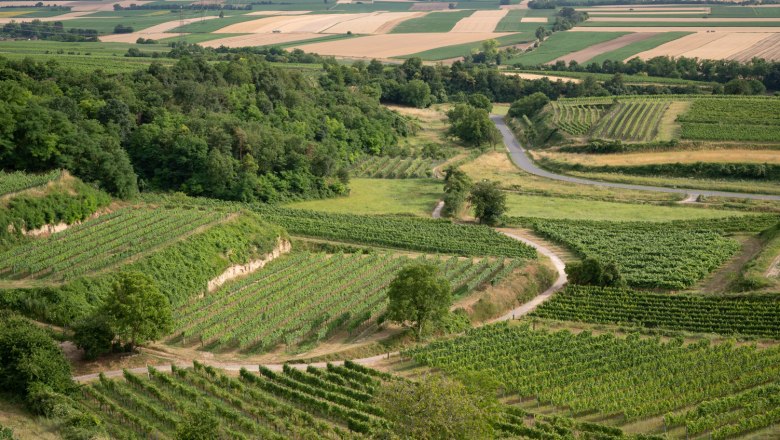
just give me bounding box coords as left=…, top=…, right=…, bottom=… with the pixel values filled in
left=507, top=31, right=628, bottom=65
left=390, top=10, right=475, bottom=33
left=585, top=31, right=691, bottom=63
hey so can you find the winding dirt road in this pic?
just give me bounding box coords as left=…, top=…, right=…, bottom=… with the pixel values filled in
left=491, top=114, right=780, bottom=201
left=73, top=220, right=568, bottom=382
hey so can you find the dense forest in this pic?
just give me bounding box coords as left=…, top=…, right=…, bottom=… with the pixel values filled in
left=0, top=55, right=412, bottom=201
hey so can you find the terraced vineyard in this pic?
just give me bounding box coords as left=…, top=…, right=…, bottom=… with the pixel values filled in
left=79, top=361, right=389, bottom=439
left=665, top=384, right=780, bottom=440
left=525, top=217, right=743, bottom=289
left=590, top=100, right=670, bottom=142
left=254, top=207, right=537, bottom=259
left=549, top=101, right=609, bottom=136
left=352, top=156, right=437, bottom=179
left=173, top=252, right=521, bottom=352
left=0, top=207, right=224, bottom=281
left=678, top=98, right=780, bottom=142
left=531, top=286, right=780, bottom=338
left=405, top=323, right=780, bottom=422
left=0, top=169, right=61, bottom=196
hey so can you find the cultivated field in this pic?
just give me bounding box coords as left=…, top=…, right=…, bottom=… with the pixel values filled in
left=450, top=9, right=508, bottom=32
left=201, top=32, right=323, bottom=48
left=547, top=32, right=656, bottom=64
left=632, top=31, right=780, bottom=61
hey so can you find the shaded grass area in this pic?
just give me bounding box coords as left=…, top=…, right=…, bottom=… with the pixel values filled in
left=585, top=31, right=691, bottom=64
left=506, top=31, right=628, bottom=65
left=285, top=178, right=441, bottom=216
left=504, top=193, right=751, bottom=222
left=400, top=32, right=532, bottom=60
left=391, top=10, right=474, bottom=33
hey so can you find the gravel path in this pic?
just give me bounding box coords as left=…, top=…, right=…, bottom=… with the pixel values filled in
left=491, top=114, right=780, bottom=201
left=431, top=200, right=444, bottom=219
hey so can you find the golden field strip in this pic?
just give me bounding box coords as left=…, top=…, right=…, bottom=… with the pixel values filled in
left=632, top=31, right=780, bottom=61
left=538, top=150, right=780, bottom=167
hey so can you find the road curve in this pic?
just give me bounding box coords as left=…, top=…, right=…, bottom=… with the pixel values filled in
left=73, top=227, right=568, bottom=382
left=491, top=115, right=780, bottom=201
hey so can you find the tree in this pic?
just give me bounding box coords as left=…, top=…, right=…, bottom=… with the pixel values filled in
left=218, top=9, right=224, bottom=18
left=103, top=272, right=173, bottom=350
left=73, top=315, right=116, bottom=360
left=508, top=92, right=549, bottom=119
left=399, top=79, right=432, bottom=108
left=565, top=257, right=624, bottom=287
left=447, top=104, right=500, bottom=147
left=374, top=374, right=496, bottom=440
left=176, top=407, right=220, bottom=440
left=386, top=263, right=451, bottom=339
left=442, top=166, right=472, bottom=217
left=468, top=181, right=506, bottom=226
left=0, top=311, right=73, bottom=408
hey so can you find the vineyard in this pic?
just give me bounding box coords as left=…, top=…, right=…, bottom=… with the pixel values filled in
left=590, top=101, right=669, bottom=142
left=525, top=217, right=743, bottom=289
left=351, top=156, right=437, bottom=179
left=678, top=98, right=780, bottom=143
left=79, top=361, right=389, bottom=439
left=531, top=286, right=780, bottom=339
left=0, top=169, right=61, bottom=196
left=254, top=207, right=537, bottom=259
left=548, top=101, right=609, bottom=136
left=0, top=207, right=224, bottom=281
left=405, top=323, right=780, bottom=424
left=173, top=251, right=521, bottom=352
left=665, top=384, right=780, bottom=440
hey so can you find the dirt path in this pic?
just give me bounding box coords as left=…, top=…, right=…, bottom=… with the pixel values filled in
left=679, top=193, right=700, bottom=204
left=72, top=224, right=569, bottom=382
left=431, top=200, right=444, bottom=218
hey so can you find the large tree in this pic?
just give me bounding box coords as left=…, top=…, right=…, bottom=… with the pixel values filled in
left=386, top=263, right=451, bottom=339
left=447, top=104, right=500, bottom=147
left=103, top=272, right=173, bottom=350
left=442, top=166, right=473, bottom=218
left=374, top=374, right=496, bottom=440
left=468, top=181, right=506, bottom=226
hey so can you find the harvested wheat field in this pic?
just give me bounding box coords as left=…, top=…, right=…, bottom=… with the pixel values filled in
left=292, top=32, right=510, bottom=58
left=502, top=72, right=582, bottom=83
left=541, top=150, right=780, bottom=166
left=326, top=12, right=427, bottom=34
left=200, top=32, right=321, bottom=48
left=632, top=31, right=779, bottom=60
left=521, top=17, right=548, bottom=23
left=245, top=11, right=313, bottom=16
left=548, top=32, right=656, bottom=64
left=100, top=16, right=219, bottom=43
left=729, top=33, right=780, bottom=61
left=215, top=13, right=373, bottom=34
left=590, top=17, right=780, bottom=22
left=410, top=2, right=451, bottom=11
left=573, top=27, right=780, bottom=32
left=450, top=10, right=508, bottom=33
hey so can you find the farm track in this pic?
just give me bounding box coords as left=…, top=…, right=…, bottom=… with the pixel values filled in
left=492, top=114, right=780, bottom=201
left=72, top=219, right=569, bottom=382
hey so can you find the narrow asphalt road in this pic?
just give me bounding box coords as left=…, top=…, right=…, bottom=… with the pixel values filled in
left=491, top=115, right=780, bottom=201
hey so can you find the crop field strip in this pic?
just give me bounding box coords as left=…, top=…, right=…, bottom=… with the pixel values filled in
left=0, top=207, right=224, bottom=281
left=351, top=156, right=437, bottom=178
left=0, top=169, right=60, bottom=196
left=173, top=251, right=521, bottom=352
left=531, top=286, right=780, bottom=339
left=254, top=206, right=537, bottom=258
left=519, top=216, right=780, bottom=290
left=677, top=98, right=780, bottom=142
left=405, top=323, right=780, bottom=425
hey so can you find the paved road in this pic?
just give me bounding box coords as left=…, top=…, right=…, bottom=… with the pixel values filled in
left=491, top=115, right=780, bottom=201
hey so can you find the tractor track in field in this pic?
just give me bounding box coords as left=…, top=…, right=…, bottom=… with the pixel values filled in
left=73, top=211, right=568, bottom=382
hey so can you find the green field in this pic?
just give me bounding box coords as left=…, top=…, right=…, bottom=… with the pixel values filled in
left=63, top=11, right=227, bottom=34
left=580, top=21, right=780, bottom=27
left=585, top=32, right=691, bottom=64
left=504, top=193, right=751, bottom=222
left=390, top=10, right=475, bottom=34
left=494, top=9, right=530, bottom=32
left=507, top=32, right=628, bottom=65
left=168, top=14, right=261, bottom=33
left=286, top=178, right=440, bottom=217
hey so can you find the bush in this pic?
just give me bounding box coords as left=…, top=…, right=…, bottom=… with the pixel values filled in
left=565, top=257, right=624, bottom=287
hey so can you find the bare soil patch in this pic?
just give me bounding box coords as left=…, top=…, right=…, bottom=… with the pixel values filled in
left=631, top=31, right=779, bottom=60
left=520, top=17, right=548, bottom=22
left=590, top=17, right=780, bottom=22
left=327, top=11, right=426, bottom=34
left=548, top=32, right=655, bottom=64
left=410, top=2, right=451, bottom=11
left=245, top=10, right=312, bottom=16
left=729, top=33, right=780, bottom=61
